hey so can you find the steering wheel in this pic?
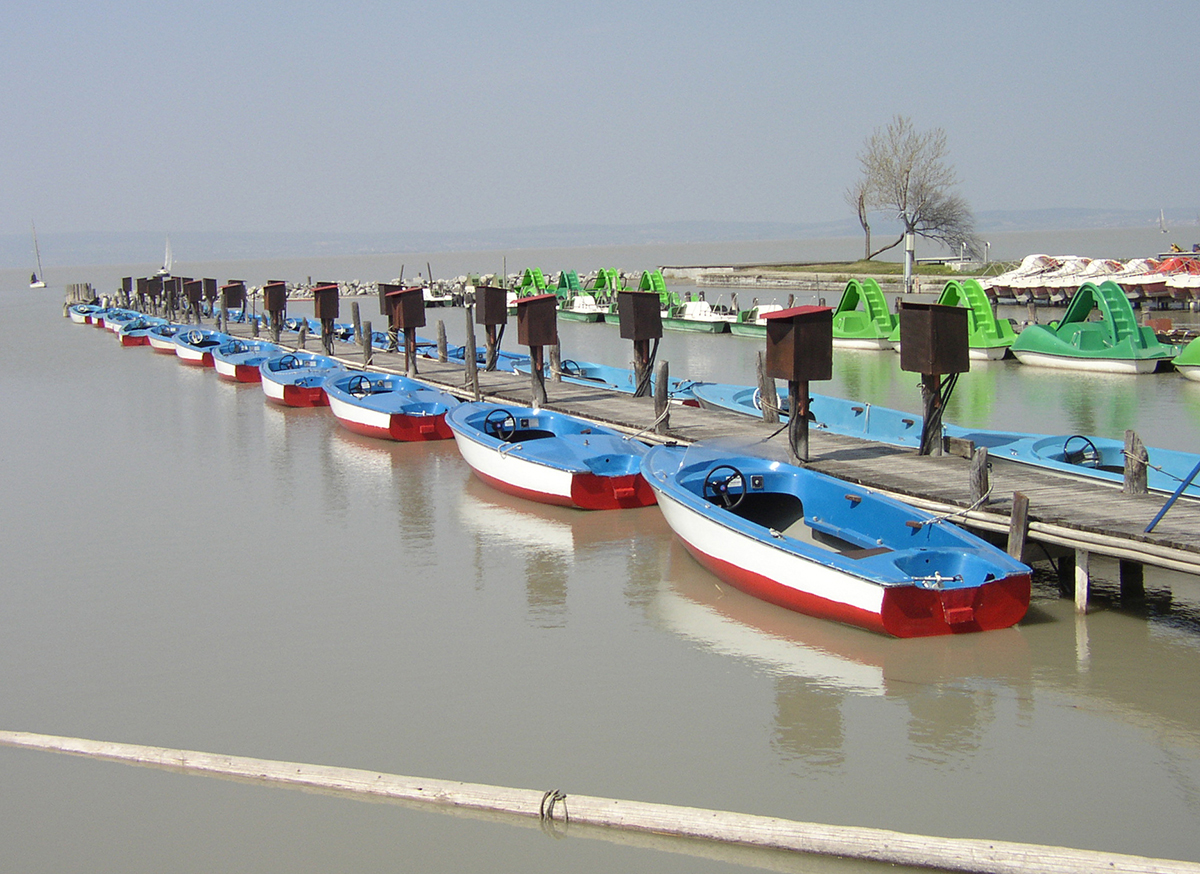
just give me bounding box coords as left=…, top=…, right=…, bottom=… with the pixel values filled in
left=278, top=353, right=299, bottom=370
left=702, top=464, right=747, bottom=510
left=186, top=329, right=205, bottom=345
left=560, top=359, right=581, bottom=376
left=347, top=374, right=374, bottom=398
left=484, top=408, right=517, bottom=441
left=1063, top=435, right=1101, bottom=468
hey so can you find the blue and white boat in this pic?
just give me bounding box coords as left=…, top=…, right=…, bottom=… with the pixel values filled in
left=513, top=358, right=702, bottom=403
left=691, top=382, right=923, bottom=448
left=146, top=323, right=185, bottom=354
left=642, top=445, right=1031, bottom=638
left=101, top=308, right=143, bottom=334
left=212, top=339, right=280, bottom=383
left=323, top=371, right=459, bottom=441
left=117, top=315, right=168, bottom=347
left=446, top=402, right=657, bottom=510
left=67, top=303, right=104, bottom=325
left=173, top=328, right=231, bottom=367
left=259, top=352, right=342, bottom=406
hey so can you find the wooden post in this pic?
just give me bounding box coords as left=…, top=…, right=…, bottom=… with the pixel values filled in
left=654, top=360, right=670, bottom=435
left=1074, top=547, right=1090, bottom=613
left=549, top=344, right=562, bottom=382
left=484, top=325, right=499, bottom=372
left=1027, top=300, right=1037, bottom=324
left=220, top=302, right=228, bottom=334
left=297, top=323, right=307, bottom=350
left=362, top=320, right=373, bottom=367
left=787, top=378, right=810, bottom=463
left=321, top=320, right=334, bottom=357
left=969, top=447, right=990, bottom=504
left=1123, top=429, right=1148, bottom=495
left=1006, top=491, right=1029, bottom=561
left=530, top=346, right=547, bottom=408
left=405, top=327, right=418, bottom=376
left=252, top=312, right=259, bottom=337
left=351, top=301, right=362, bottom=346
left=436, top=320, right=448, bottom=362
left=632, top=339, right=651, bottom=398
left=464, top=305, right=480, bottom=401
left=755, top=352, right=780, bottom=424
left=1120, top=560, right=1145, bottom=601
left=919, top=373, right=944, bottom=456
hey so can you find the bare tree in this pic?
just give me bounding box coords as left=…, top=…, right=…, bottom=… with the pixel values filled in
left=850, top=115, right=979, bottom=260
left=844, top=176, right=872, bottom=261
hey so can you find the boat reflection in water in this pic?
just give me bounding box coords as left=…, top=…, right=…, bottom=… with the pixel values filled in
left=455, top=475, right=659, bottom=628
left=650, top=538, right=1033, bottom=767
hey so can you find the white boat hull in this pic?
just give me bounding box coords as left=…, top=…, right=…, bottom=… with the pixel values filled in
left=1012, top=350, right=1159, bottom=374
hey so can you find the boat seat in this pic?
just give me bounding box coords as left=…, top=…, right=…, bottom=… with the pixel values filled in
left=840, top=546, right=893, bottom=560
left=730, top=493, right=806, bottom=531
left=506, top=428, right=556, bottom=442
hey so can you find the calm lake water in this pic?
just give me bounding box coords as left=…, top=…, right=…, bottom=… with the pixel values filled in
left=2, top=235, right=1200, bottom=872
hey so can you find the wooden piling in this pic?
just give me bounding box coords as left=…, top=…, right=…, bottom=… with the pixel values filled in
left=1074, top=547, right=1091, bottom=613
left=436, top=321, right=448, bottom=363
left=464, top=305, right=480, bottom=401
left=362, top=320, right=373, bottom=367
left=969, top=447, right=990, bottom=504
left=550, top=345, right=562, bottom=382
left=2, top=730, right=1196, bottom=874
left=297, top=323, right=307, bottom=350
left=755, top=352, right=780, bottom=425
left=351, top=301, right=362, bottom=346
left=1006, top=491, right=1029, bottom=561
left=1124, top=430, right=1148, bottom=495
left=654, top=361, right=670, bottom=435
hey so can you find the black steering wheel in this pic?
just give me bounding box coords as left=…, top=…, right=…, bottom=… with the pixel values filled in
left=1063, top=435, right=1101, bottom=468
left=278, top=353, right=299, bottom=370
left=560, top=359, right=581, bottom=376
left=702, top=464, right=746, bottom=510
left=484, top=408, right=517, bottom=441
left=347, top=374, right=374, bottom=398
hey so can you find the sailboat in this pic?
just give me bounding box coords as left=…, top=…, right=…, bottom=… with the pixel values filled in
left=29, top=223, right=46, bottom=288
left=156, top=236, right=173, bottom=277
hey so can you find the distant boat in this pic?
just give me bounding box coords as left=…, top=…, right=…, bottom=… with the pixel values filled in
left=29, top=223, right=46, bottom=288
left=156, top=236, right=173, bottom=277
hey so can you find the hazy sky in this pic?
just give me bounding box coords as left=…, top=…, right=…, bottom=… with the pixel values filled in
left=5, top=0, right=1197, bottom=237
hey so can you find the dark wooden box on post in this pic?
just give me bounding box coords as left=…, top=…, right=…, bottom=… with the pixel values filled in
left=763, top=305, right=833, bottom=382
left=221, top=281, right=246, bottom=311
left=312, top=283, right=340, bottom=321
left=898, top=302, right=969, bottom=375
left=136, top=276, right=150, bottom=299
left=475, top=286, right=509, bottom=327
left=617, top=291, right=663, bottom=341
left=202, top=278, right=217, bottom=304
left=184, top=279, right=203, bottom=311
left=378, top=283, right=401, bottom=317
left=122, top=277, right=133, bottom=295
left=263, top=281, right=287, bottom=314
left=385, top=286, right=426, bottom=329
left=148, top=275, right=163, bottom=298
left=516, top=294, right=559, bottom=347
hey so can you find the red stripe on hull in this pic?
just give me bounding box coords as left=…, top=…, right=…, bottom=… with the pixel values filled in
left=470, top=468, right=579, bottom=508
left=333, top=412, right=452, bottom=442
left=678, top=538, right=1029, bottom=638
left=120, top=335, right=150, bottom=347
left=277, top=385, right=328, bottom=407
left=217, top=364, right=263, bottom=383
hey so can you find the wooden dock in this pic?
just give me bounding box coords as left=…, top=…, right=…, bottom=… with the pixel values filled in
left=222, top=317, right=1200, bottom=605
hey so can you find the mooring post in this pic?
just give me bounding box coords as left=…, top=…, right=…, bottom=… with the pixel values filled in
left=405, top=327, right=418, bottom=377
left=1006, top=491, right=1029, bottom=560
left=531, top=345, right=547, bottom=409
left=549, top=344, right=562, bottom=382
left=654, top=360, right=670, bottom=435
left=362, top=320, right=372, bottom=367
left=464, top=305, right=480, bottom=401
left=321, top=321, right=334, bottom=357
left=787, top=378, right=810, bottom=463
left=755, top=352, right=780, bottom=424
left=632, top=338, right=651, bottom=398
left=1124, top=429, right=1148, bottom=495
left=351, top=301, right=362, bottom=346
left=436, top=321, right=448, bottom=362
left=484, top=325, right=499, bottom=372
left=297, top=323, right=307, bottom=350
left=919, top=373, right=944, bottom=456
left=969, top=447, right=990, bottom=504
left=1074, top=547, right=1091, bottom=613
